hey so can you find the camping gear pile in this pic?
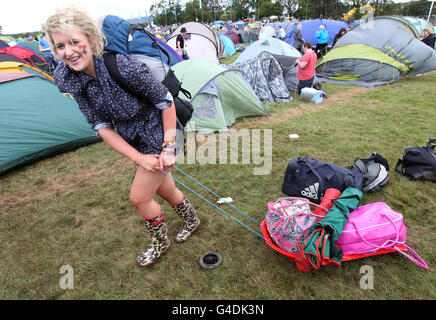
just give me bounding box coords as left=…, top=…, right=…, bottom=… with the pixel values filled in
left=260, top=153, right=429, bottom=272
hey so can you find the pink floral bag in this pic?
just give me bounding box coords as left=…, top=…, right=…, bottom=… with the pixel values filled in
left=265, top=197, right=326, bottom=254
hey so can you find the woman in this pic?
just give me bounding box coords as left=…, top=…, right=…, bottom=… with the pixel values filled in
left=44, top=6, right=200, bottom=267
left=315, top=25, right=329, bottom=58
left=421, top=27, right=435, bottom=49
left=332, top=28, right=347, bottom=48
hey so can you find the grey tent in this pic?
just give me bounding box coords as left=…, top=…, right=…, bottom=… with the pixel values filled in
left=223, top=51, right=293, bottom=103
left=248, top=28, right=260, bottom=42
left=234, top=37, right=301, bottom=64
left=316, top=16, right=436, bottom=87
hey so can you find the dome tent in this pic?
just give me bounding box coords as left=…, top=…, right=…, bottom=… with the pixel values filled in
left=258, top=26, right=276, bottom=41
left=224, top=51, right=293, bottom=104
left=0, top=61, right=53, bottom=80
left=219, top=35, right=236, bottom=57
left=234, top=37, right=301, bottom=64
left=171, top=58, right=266, bottom=134
left=265, top=22, right=296, bottom=35
left=283, top=19, right=348, bottom=48
left=316, top=16, right=436, bottom=87
left=0, top=40, right=9, bottom=49
left=0, top=46, right=50, bottom=74
left=224, top=30, right=240, bottom=45
left=0, top=66, right=100, bottom=175
left=166, top=21, right=224, bottom=64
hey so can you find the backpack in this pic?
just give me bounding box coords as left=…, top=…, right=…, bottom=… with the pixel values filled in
left=395, top=138, right=436, bottom=182
left=354, top=152, right=390, bottom=192
left=99, top=15, right=193, bottom=127
left=282, top=156, right=363, bottom=204
left=99, top=15, right=182, bottom=66
left=102, top=52, right=193, bottom=127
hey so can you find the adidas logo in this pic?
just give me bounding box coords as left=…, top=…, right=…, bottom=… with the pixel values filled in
left=301, top=183, right=319, bottom=200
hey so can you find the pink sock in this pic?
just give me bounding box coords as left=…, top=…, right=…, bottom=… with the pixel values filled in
left=173, top=196, right=185, bottom=207
left=144, top=210, right=161, bottom=221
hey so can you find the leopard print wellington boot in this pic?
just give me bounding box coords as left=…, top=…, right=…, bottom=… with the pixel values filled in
left=173, top=198, right=201, bottom=243
left=136, top=212, right=171, bottom=267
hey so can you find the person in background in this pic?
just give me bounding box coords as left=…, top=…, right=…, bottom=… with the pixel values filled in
left=315, top=25, right=329, bottom=58
left=293, top=24, right=304, bottom=53
left=177, top=27, right=189, bottom=60
left=278, top=26, right=286, bottom=40
left=44, top=6, right=201, bottom=268
left=421, top=27, right=435, bottom=49
left=332, top=27, right=347, bottom=48
left=295, top=41, right=317, bottom=95
left=39, top=32, right=58, bottom=70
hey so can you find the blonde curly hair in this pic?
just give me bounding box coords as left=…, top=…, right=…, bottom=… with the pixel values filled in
left=43, top=6, right=106, bottom=58
left=423, top=27, right=434, bottom=35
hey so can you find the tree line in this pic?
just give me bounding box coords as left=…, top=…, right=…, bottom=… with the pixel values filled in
left=150, top=0, right=434, bottom=26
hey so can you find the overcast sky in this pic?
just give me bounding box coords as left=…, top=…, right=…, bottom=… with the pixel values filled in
left=0, top=0, right=420, bottom=34
left=1, top=0, right=162, bottom=34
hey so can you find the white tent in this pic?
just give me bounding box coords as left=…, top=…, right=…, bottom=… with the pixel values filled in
left=166, top=22, right=224, bottom=64
left=258, top=26, right=276, bottom=41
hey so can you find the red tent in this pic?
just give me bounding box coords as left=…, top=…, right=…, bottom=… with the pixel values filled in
left=0, top=46, right=50, bottom=73
left=225, top=30, right=240, bottom=45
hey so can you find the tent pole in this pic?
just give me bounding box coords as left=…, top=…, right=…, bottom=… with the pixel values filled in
left=428, top=1, right=435, bottom=24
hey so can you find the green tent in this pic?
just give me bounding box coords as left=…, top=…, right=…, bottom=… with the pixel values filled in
left=171, top=58, right=267, bottom=133
left=16, top=39, right=46, bottom=58
left=0, top=71, right=101, bottom=175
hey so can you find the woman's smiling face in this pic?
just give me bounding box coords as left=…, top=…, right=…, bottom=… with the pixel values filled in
left=51, top=25, right=95, bottom=77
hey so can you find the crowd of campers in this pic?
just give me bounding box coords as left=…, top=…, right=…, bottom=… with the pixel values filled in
left=1, top=15, right=436, bottom=174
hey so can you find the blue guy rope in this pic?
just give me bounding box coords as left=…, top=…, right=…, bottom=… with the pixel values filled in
left=173, top=166, right=260, bottom=225
left=160, top=168, right=266, bottom=241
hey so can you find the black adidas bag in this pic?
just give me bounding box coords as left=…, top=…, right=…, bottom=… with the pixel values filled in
left=102, top=51, right=193, bottom=127
left=282, top=156, right=363, bottom=204
left=395, top=138, right=436, bottom=182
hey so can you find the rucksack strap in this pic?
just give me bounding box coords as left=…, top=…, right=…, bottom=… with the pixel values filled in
left=373, top=153, right=390, bottom=171
left=425, top=138, right=436, bottom=151
left=103, top=51, right=142, bottom=99
left=395, top=158, right=403, bottom=174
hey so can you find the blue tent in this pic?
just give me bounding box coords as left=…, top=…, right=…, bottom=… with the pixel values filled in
left=100, top=15, right=182, bottom=67
left=0, top=40, right=9, bottom=49
left=265, top=22, right=296, bottom=34
left=284, top=19, right=348, bottom=47
left=219, top=35, right=236, bottom=57
left=230, top=21, right=245, bottom=29
left=213, top=20, right=226, bottom=27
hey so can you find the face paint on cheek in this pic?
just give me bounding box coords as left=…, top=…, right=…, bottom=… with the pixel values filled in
left=78, top=45, right=87, bottom=54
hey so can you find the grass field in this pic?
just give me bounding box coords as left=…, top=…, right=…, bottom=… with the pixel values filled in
left=0, top=65, right=435, bottom=300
